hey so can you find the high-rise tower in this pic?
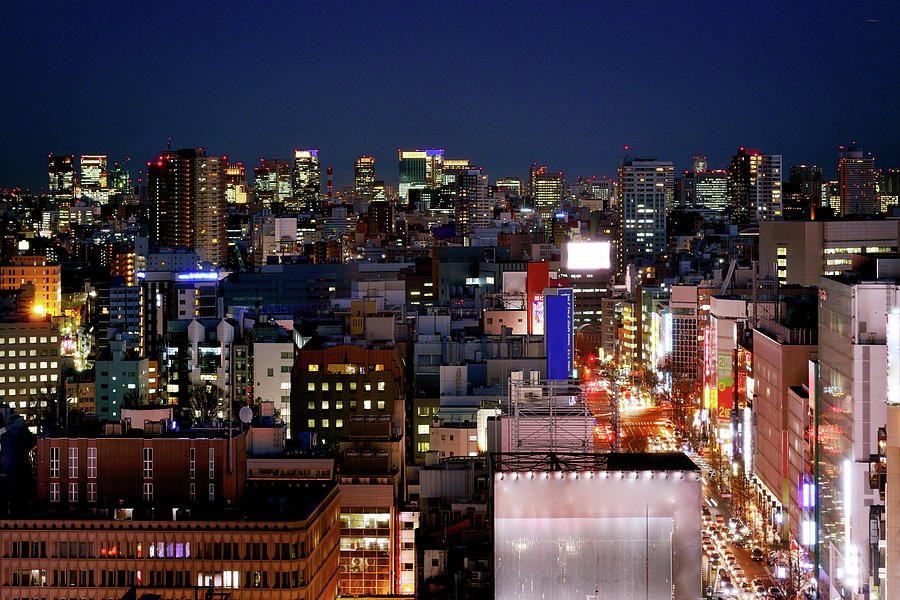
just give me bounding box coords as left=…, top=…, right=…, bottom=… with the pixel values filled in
left=292, top=149, right=322, bottom=213
left=149, top=148, right=227, bottom=266
left=617, top=157, right=673, bottom=270
left=727, top=148, right=782, bottom=222
left=354, top=155, right=376, bottom=200
left=454, top=168, right=490, bottom=236
left=839, top=144, right=876, bottom=216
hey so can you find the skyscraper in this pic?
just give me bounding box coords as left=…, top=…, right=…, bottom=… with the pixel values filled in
left=454, top=168, right=490, bottom=236
left=79, top=155, right=107, bottom=189
left=877, top=169, right=900, bottom=213
left=149, top=148, right=227, bottom=267
left=782, top=165, right=824, bottom=220
left=726, top=147, right=782, bottom=222
left=617, top=157, right=673, bottom=269
left=398, top=148, right=443, bottom=199
left=695, top=170, right=728, bottom=214
left=47, top=154, right=75, bottom=197
left=530, top=165, right=564, bottom=219
left=692, top=153, right=708, bottom=172
left=292, top=149, right=322, bottom=213
left=839, top=144, right=876, bottom=216
left=225, top=162, right=249, bottom=205
left=354, top=155, right=376, bottom=200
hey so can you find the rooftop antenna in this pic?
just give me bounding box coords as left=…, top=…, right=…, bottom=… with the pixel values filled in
left=167, top=137, right=172, bottom=151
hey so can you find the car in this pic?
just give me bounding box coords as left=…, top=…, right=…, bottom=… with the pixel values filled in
left=715, top=515, right=726, bottom=528
left=755, top=585, right=767, bottom=595
left=750, top=547, right=764, bottom=562
left=750, top=578, right=764, bottom=588
left=732, top=567, right=745, bottom=581
left=768, top=587, right=785, bottom=598
left=702, top=506, right=710, bottom=517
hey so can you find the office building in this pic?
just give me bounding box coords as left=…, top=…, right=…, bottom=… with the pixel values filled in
left=751, top=320, right=816, bottom=541
left=48, top=154, right=75, bottom=197
left=783, top=165, right=824, bottom=220
left=530, top=165, right=564, bottom=219
left=290, top=344, right=405, bottom=444
left=454, top=168, right=490, bottom=236
left=354, top=155, right=375, bottom=200
left=79, top=154, right=108, bottom=194
left=292, top=149, right=322, bottom=213
left=0, top=316, right=60, bottom=422
left=727, top=147, right=782, bottom=222
left=670, top=285, right=699, bottom=379
left=251, top=325, right=294, bottom=436
left=839, top=144, right=876, bottom=216
left=877, top=169, right=900, bottom=213
left=695, top=170, right=728, bottom=214
left=94, top=342, right=150, bottom=421
left=254, top=158, right=292, bottom=209
left=0, top=255, right=62, bottom=317
left=617, top=157, right=673, bottom=268
left=5, top=427, right=341, bottom=600
left=148, top=148, right=228, bottom=267
left=225, top=162, right=249, bottom=205
left=759, top=219, right=900, bottom=286
left=398, top=149, right=444, bottom=199
left=817, top=273, right=892, bottom=599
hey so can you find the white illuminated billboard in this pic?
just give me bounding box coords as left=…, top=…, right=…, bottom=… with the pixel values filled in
left=565, top=241, right=611, bottom=271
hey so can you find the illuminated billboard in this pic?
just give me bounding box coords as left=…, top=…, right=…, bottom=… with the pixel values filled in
left=531, top=294, right=545, bottom=335
left=564, top=241, right=611, bottom=271
left=545, top=293, right=573, bottom=380
left=494, top=467, right=702, bottom=600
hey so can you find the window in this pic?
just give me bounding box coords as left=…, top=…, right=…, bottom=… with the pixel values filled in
left=363, top=400, right=372, bottom=410
left=87, top=447, right=96, bottom=478
left=189, top=448, right=196, bottom=478
left=142, top=448, right=153, bottom=478
left=208, top=483, right=215, bottom=502
left=281, top=352, right=292, bottom=360
left=307, top=419, right=315, bottom=428
left=307, top=364, right=319, bottom=372
left=350, top=382, right=357, bottom=391
left=335, top=400, right=343, bottom=410
left=335, top=382, right=343, bottom=391
left=190, top=483, right=196, bottom=503
left=321, top=382, right=329, bottom=391
left=336, top=419, right=343, bottom=428
left=143, top=482, right=153, bottom=502
left=267, top=368, right=274, bottom=377
left=69, top=482, right=78, bottom=503
left=321, top=400, right=329, bottom=410
left=307, top=382, right=315, bottom=391
left=377, top=400, right=385, bottom=410
left=417, top=424, right=430, bottom=435
left=87, top=482, right=97, bottom=503
left=280, top=365, right=290, bottom=373
left=321, top=419, right=329, bottom=428
left=68, top=446, right=78, bottom=478
left=208, top=447, right=215, bottom=479
left=364, top=383, right=372, bottom=392
left=377, top=381, right=385, bottom=391
left=50, top=447, right=59, bottom=478
left=50, top=482, right=60, bottom=502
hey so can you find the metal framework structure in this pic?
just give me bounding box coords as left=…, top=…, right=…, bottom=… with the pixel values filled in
left=505, top=375, right=620, bottom=454
left=752, top=260, right=779, bottom=327
left=490, top=451, right=612, bottom=473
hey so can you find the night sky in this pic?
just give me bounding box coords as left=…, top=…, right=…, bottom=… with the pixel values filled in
left=2, top=0, right=899, bottom=190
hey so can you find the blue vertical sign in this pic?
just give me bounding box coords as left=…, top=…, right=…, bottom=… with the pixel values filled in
left=545, top=289, right=574, bottom=380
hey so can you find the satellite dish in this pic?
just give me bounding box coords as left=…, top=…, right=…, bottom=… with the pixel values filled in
left=238, top=406, right=253, bottom=424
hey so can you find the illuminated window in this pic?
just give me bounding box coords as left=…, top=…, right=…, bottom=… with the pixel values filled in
left=321, top=382, right=329, bottom=391
left=363, top=400, right=372, bottom=410
left=336, top=419, right=343, bottom=428
left=417, top=424, right=430, bottom=435
left=307, top=382, right=315, bottom=391
left=364, top=383, right=372, bottom=392
left=377, top=381, right=385, bottom=391
left=377, top=400, right=385, bottom=410
left=307, top=419, right=315, bottom=428
left=321, top=400, right=329, bottom=410
left=308, top=364, right=318, bottom=372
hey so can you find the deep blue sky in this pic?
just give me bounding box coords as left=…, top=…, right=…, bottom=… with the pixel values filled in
left=2, top=0, right=899, bottom=191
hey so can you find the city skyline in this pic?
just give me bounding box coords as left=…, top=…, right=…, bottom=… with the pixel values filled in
left=2, top=1, right=899, bottom=189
